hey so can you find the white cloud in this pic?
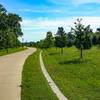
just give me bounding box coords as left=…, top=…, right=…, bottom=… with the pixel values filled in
left=48, top=0, right=100, bottom=5
left=21, top=16, right=100, bottom=41
left=75, top=0, right=100, bottom=5
left=21, top=16, right=100, bottom=32
left=21, top=17, right=70, bottom=31
left=19, top=9, right=63, bottom=13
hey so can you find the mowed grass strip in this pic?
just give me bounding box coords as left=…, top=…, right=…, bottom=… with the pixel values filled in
left=0, top=47, right=27, bottom=56
left=42, top=46, right=100, bottom=100
left=21, top=49, right=58, bottom=100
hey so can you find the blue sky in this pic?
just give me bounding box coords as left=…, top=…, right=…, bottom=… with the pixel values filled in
left=0, top=0, right=100, bottom=42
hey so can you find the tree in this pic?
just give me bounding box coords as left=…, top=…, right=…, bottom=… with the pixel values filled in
left=37, top=40, right=44, bottom=49
left=0, top=4, right=8, bottom=51
left=97, top=35, right=100, bottom=46
left=0, top=30, right=6, bottom=49
left=97, top=28, right=100, bottom=33
left=0, top=4, right=7, bottom=31
left=45, top=31, right=54, bottom=48
left=7, top=13, right=23, bottom=47
left=55, top=27, right=66, bottom=53
left=0, top=4, right=23, bottom=51
left=71, top=18, right=92, bottom=59
left=92, top=35, right=97, bottom=45
left=66, top=39, right=73, bottom=47
left=40, top=31, right=54, bottom=49
left=96, top=28, right=100, bottom=46
left=66, top=32, right=75, bottom=47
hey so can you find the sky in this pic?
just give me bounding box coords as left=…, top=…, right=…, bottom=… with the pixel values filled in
left=0, top=0, right=100, bottom=42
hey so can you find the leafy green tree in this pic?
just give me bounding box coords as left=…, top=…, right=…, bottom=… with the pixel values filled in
left=55, top=27, right=66, bottom=53
left=92, top=35, right=97, bottom=45
left=7, top=13, right=23, bottom=47
left=71, top=18, right=92, bottom=58
left=67, top=32, right=75, bottom=40
left=96, top=28, right=100, bottom=46
left=7, top=13, right=23, bottom=36
left=45, top=31, right=54, bottom=48
left=0, top=4, right=7, bottom=31
left=66, top=39, right=73, bottom=47
left=97, top=35, right=100, bottom=46
left=39, top=31, right=54, bottom=49
left=0, top=4, right=8, bottom=50
left=0, top=4, right=23, bottom=51
left=37, top=40, right=44, bottom=49
left=0, top=30, right=6, bottom=49
left=66, top=32, right=75, bottom=47
left=97, top=28, right=100, bottom=33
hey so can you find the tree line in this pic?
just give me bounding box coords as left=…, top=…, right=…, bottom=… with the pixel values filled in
left=36, top=18, right=100, bottom=59
left=0, top=4, right=23, bottom=52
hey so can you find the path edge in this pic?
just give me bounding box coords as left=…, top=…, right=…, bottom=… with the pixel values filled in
left=40, top=51, right=68, bottom=100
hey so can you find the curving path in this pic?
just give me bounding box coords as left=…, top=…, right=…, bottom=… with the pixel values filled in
left=40, top=52, right=68, bottom=100
left=0, top=48, right=36, bottom=100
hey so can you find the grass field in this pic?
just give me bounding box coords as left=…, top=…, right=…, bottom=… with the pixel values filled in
left=42, top=46, right=100, bottom=100
left=21, top=49, right=58, bottom=100
left=0, top=47, right=27, bottom=56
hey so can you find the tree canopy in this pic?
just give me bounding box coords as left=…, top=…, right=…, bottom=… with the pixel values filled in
left=0, top=4, right=23, bottom=50
left=55, top=27, right=66, bottom=53
left=71, top=18, right=92, bottom=58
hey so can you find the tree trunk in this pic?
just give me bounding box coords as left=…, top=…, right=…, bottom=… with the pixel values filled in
left=22, top=43, right=23, bottom=48
left=56, top=47, right=57, bottom=51
left=6, top=48, right=8, bottom=53
left=6, top=33, right=9, bottom=53
left=16, top=37, right=17, bottom=48
left=80, top=48, right=83, bottom=59
left=61, top=48, right=63, bottom=54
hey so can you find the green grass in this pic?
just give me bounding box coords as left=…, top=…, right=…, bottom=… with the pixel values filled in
left=42, top=46, right=100, bottom=100
left=0, top=47, right=27, bottom=56
left=21, top=49, right=58, bottom=100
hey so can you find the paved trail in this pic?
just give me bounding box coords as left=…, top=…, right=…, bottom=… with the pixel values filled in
left=40, top=52, right=68, bottom=100
left=0, top=48, right=36, bottom=100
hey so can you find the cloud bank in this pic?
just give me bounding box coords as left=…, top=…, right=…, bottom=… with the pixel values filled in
left=21, top=17, right=100, bottom=32
left=20, top=16, right=100, bottom=42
